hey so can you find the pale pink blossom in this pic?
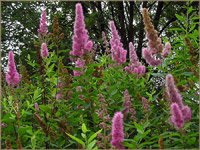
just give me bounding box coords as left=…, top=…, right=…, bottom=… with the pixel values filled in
left=41, top=43, right=49, bottom=58
left=162, top=42, right=171, bottom=58
left=38, top=10, right=48, bottom=35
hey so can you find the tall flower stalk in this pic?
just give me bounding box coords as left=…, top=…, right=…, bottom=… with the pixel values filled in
left=111, top=112, right=124, bottom=149
left=70, top=3, right=93, bottom=76
left=165, top=74, right=192, bottom=129
left=141, top=8, right=171, bottom=66
left=38, top=9, right=48, bottom=36
left=125, top=42, right=146, bottom=75
left=109, top=21, right=127, bottom=65
left=70, top=3, right=93, bottom=57
left=6, top=51, right=21, bottom=86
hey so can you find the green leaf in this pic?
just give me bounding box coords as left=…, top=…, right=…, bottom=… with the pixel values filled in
left=82, top=123, right=88, bottom=133
left=175, top=14, right=185, bottom=22
left=39, top=105, right=51, bottom=114
left=66, top=133, right=85, bottom=148
left=81, top=133, right=86, bottom=139
left=33, top=88, right=41, bottom=101
left=187, top=7, right=193, bottom=15
left=31, top=134, right=36, bottom=149
left=88, top=129, right=102, bottom=143
left=134, top=122, right=144, bottom=134
left=87, top=140, right=97, bottom=150
left=181, top=72, right=193, bottom=76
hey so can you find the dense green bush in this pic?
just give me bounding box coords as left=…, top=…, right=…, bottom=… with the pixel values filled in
left=1, top=2, right=199, bottom=149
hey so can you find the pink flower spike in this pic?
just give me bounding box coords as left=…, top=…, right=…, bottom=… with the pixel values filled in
left=170, top=103, right=184, bottom=129
left=71, top=3, right=93, bottom=57
left=6, top=51, right=21, bottom=86
left=165, top=74, right=184, bottom=108
left=38, top=9, right=48, bottom=35
left=109, top=21, right=121, bottom=46
left=133, top=67, right=139, bottom=74
left=182, top=105, right=192, bottom=122
left=109, top=21, right=127, bottom=64
left=129, top=42, right=139, bottom=65
left=138, top=65, right=146, bottom=75
left=142, top=48, right=162, bottom=66
left=111, top=112, right=124, bottom=149
left=84, top=40, right=93, bottom=51
left=41, top=43, right=49, bottom=58
left=162, top=42, right=171, bottom=58
left=120, top=49, right=127, bottom=64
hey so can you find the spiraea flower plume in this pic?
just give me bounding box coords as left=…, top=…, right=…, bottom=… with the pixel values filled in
left=111, top=112, right=124, bottom=149
left=38, top=9, right=48, bottom=35
left=6, top=51, right=21, bottom=86
left=109, top=21, right=127, bottom=64
left=70, top=3, right=93, bottom=57
left=166, top=74, right=192, bottom=129
left=125, top=42, right=146, bottom=75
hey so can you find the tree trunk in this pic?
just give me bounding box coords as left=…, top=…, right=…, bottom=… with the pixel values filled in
left=153, top=1, right=164, bottom=30
left=137, top=1, right=147, bottom=61
left=117, top=2, right=128, bottom=50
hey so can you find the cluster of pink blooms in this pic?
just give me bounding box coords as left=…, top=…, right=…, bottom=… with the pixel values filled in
left=37, top=10, right=48, bottom=36
left=70, top=3, right=93, bottom=76
left=6, top=51, right=21, bottom=86
left=111, top=112, right=124, bottom=149
left=125, top=42, right=146, bottom=75
left=109, top=21, right=127, bottom=64
left=40, top=43, right=49, bottom=58
left=165, top=74, right=192, bottom=129
left=38, top=9, right=49, bottom=58
left=70, top=3, right=93, bottom=57
left=141, top=8, right=171, bottom=66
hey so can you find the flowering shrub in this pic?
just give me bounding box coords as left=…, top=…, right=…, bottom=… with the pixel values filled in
left=1, top=2, right=199, bottom=149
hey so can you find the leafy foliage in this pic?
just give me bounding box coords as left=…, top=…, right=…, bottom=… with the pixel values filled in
left=1, top=1, right=199, bottom=149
